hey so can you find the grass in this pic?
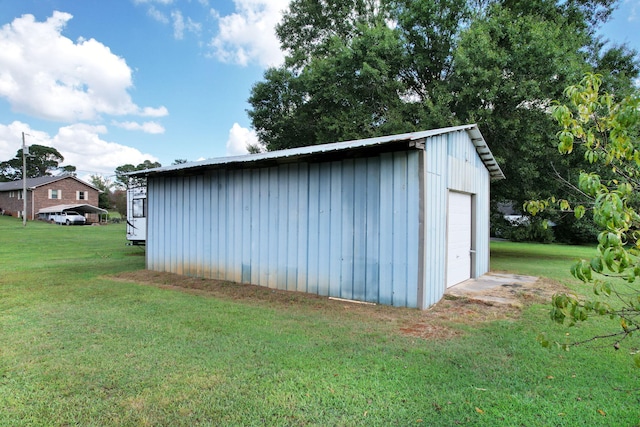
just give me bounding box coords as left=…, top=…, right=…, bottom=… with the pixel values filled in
left=490, top=240, right=598, bottom=282
left=0, top=216, right=638, bottom=426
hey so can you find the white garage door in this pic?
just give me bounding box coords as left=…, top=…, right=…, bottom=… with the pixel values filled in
left=446, top=191, right=472, bottom=287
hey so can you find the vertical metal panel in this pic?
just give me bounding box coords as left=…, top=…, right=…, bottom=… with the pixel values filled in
left=217, top=172, right=230, bottom=279
left=364, top=158, right=381, bottom=303
left=213, top=170, right=222, bottom=279
left=405, top=151, right=420, bottom=308
left=170, top=178, right=179, bottom=274
left=422, top=134, right=448, bottom=308
left=232, top=170, right=243, bottom=283
left=377, top=153, right=394, bottom=306
left=317, top=164, right=331, bottom=296
left=296, top=163, right=309, bottom=293
left=225, top=171, right=235, bottom=282
left=352, top=157, right=368, bottom=303
left=278, top=164, right=303, bottom=291
left=241, top=171, right=252, bottom=283
left=202, top=174, right=211, bottom=278
left=306, top=164, right=320, bottom=295
left=391, top=152, right=409, bottom=307
left=340, top=159, right=355, bottom=300
left=267, top=167, right=278, bottom=288
left=189, top=176, right=197, bottom=276
left=328, top=161, right=342, bottom=297
left=196, top=175, right=204, bottom=277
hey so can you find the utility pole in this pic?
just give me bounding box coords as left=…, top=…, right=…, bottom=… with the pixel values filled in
left=22, top=132, right=27, bottom=227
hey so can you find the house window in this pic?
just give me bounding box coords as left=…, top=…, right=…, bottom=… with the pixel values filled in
left=76, top=191, right=87, bottom=201
left=9, top=191, right=15, bottom=198
left=48, top=189, right=61, bottom=199
left=17, top=190, right=23, bottom=200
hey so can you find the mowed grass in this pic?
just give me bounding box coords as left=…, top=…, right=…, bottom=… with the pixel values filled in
left=0, top=216, right=638, bottom=426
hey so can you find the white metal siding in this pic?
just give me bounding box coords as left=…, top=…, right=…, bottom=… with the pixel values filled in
left=419, top=130, right=492, bottom=308
left=146, top=151, right=422, bottom=307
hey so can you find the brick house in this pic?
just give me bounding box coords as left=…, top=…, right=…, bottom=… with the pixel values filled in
left=0, top=174, right=104, bottom=221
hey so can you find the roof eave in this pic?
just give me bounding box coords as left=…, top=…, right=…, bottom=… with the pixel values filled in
left=128, top=125, right=505, bottom=181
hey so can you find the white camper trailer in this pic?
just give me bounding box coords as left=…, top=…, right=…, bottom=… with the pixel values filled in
left=126, top=185, right=146, bottom=245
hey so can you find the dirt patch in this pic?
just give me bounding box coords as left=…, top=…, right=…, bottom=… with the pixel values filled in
left=110, top=271, right=568, bottom=341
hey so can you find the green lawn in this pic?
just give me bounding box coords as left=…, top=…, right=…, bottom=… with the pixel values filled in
left=0, top=216, right=637, bottom=426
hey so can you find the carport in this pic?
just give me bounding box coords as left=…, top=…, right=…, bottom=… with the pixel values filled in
left=37, top=204, right=108, bottom=224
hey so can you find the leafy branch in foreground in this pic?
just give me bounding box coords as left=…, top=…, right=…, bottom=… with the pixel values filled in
left=526, top=73, right=640, bottom=366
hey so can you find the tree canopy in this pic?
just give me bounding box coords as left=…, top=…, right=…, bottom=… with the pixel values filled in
left=247, top=0, right=639, bottom=216
left=0, top=145, right=73, bottom=181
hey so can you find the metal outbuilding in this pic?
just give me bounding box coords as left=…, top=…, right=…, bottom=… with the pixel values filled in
left=130, top=125, right=504, bottom=309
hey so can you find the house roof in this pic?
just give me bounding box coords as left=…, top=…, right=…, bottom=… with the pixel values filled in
left=0, top=174, right=101, bottom=192
left=128, top=125, right=506, bottom=181
left=37, top=204, right=107, bottom=214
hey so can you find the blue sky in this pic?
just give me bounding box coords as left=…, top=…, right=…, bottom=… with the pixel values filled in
left=0, top=0, right=638, bottom=181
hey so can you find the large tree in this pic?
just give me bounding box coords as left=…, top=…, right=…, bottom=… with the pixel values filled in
left=249, top=0, right=411, bottom=150
left=0, top=145, right=71, bottom=181
left=451, top=0, right=636, bottom=208
left=248, top=0, right=638, bottom=223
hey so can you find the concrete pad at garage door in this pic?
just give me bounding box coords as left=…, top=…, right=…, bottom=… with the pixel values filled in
left=445, top=272, right=540, bottom=308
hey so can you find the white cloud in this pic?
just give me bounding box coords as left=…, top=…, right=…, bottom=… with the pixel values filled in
left=0, top=12, right=167, bottom=122
left=0, top=121, right=158, bottom=175
left=209, top=0, right=288, bottom=67
left=171, top=10, right=201, bottom=40
left=0, top=121, right=51, bottom=162
left=225, top=123, right=261, bottom=156
left=135, top=0, right=286, bottom=66
left=113, top=121, right=165, bottom=134
left=140, top=106, right=169, bottom=117
left=54, top=124, right=160, bottom=174
left=172, top=10, right=185, bottom=39
left=148, top=6, right=169, bottom=24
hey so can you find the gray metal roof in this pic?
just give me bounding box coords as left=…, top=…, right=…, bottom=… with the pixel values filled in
left=129, top=125, right=505, bottom=180
left=0, top=174, right=102, bottom=192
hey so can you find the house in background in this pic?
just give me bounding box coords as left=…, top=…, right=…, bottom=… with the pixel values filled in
left=0, top=174, right=106, bottom=223
left=130, top=125, right=504, bottom=309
